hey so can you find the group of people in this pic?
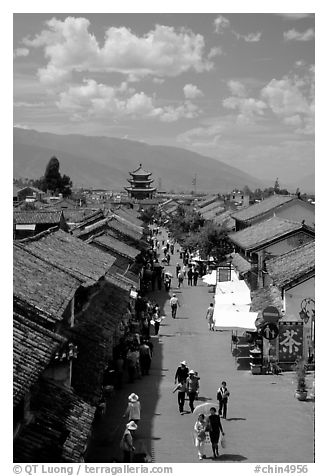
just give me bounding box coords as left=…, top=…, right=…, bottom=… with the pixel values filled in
left=120, top=393, right=144, bottom=462
left=194, top=408, right=224, bottom=460
left=173, top=361, right=200, bottom=414
left=175, top=263, right=200, bottom=287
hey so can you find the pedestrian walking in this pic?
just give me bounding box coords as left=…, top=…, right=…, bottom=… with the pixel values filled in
left=178, top=270, right=184, bottom=288
left=139, top=340, right=152, bottom=375
left=153, top=312, right=162, bottom=336
left=205, top=303, right=215, bottom=331
left=174, top=360, right=189, bottom=384
left=176, top=262, right=181, bottom=278
left=182, top=264, right=187, bottom=277
left=193, top=269, right=199, bottom=286
left=172, top=380, right=187, bottom=414
left=186, top=370, right=199, bottom=413
left=217, top=381, right=230, bottom=419
left=187, top=267, right=193, bottom=286
left=194, top=414, right=207, bottom=460
left=120, top=421, right=137, bottom=462
left=207, top=407, right=224, bottom=459
left=123, top=393, right=141, bottom=424
left=170, top=243, right=174, bottom=255
left=126, top=346, right=139, bottom=383
left=166, top=253, right=171, bottom=265
left=170, top=293, right=180, bottom=318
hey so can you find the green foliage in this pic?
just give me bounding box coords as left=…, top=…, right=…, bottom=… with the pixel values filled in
left=167, top=206, right=232, bottom=261
left=139, top=206, right=160, bottom=224
left=35, top=156, right=73, bottom=197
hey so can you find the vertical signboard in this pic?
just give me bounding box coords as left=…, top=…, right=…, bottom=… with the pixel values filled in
left=218, top=266, right=231, bottom=282
left=278, top=321, right=303, bottom=363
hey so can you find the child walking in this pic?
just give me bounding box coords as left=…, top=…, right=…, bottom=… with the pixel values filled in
left=217, top=381, right=230, bottom=419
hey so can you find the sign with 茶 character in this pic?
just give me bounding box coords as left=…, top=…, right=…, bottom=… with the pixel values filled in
left=278, top=321, right=303, bottom=363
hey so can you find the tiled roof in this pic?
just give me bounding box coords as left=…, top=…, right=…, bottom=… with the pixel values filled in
left=111, top=213, right=144, bottom=234
left=61, top=208, right=100, bottom=225
left=70, top=209, right=105, bottom=228
left=13, top=311, right=66, bottom=407
left=201, top=206, right=225, bottom=220
left=266, top=241, right=315, bottom=288
left=228, top=216, right=310, bottom=251
left=212, top=210, right=235, bottom=230
left=17, top=186, right=44, bottom=194
left=130, top=163, right=151, bottom=176
left=14, top=244, right=80, bottom=318
left=92, top=234, right=140, bottom=260
left=67, top=280, right=130, bottom=404
left=14, top=210, right=63, bottom=224
left=13, top=379, right=95, bottom=462
left=107, top=217, right=143, bottom=242
left=199, top=200, right=224, bottom=214
left=72, top=218, right=109, bottom=238
left=231, top=252, right=252, bottom=274
left=114, top=207, right=143, bottom=226
left=250, top=285, right=283, bottom=316
left=231, top=195, right=296, bottom=222
left=17, top=229, right=115, bottom=286
left=197, top=196, right=218, bottom=209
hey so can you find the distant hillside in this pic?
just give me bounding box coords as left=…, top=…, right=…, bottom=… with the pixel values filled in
left=13, top=128, right=265, bottom=193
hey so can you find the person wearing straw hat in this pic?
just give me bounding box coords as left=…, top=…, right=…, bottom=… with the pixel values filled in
left=174, top=360, right=189, bottom=384
left=186, top=370, right=199, bottom=413
left=120, top=421, right=138, bottom=462
left=123, top=393, right=141, bottom=424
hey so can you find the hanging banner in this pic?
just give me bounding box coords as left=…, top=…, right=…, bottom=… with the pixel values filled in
left=278, top=321, right=303, bottom=363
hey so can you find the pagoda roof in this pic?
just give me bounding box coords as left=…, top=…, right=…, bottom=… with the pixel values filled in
left=125, top=186, right=157, bottom=192
left=129, top=163, right=152, bottom=177
left=128, top=178, right=154, bottom=184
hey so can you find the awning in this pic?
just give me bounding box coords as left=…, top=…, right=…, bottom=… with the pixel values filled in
left=213, top=310, right=258, bottom=331
left=202, top=270, right=216, bottom=285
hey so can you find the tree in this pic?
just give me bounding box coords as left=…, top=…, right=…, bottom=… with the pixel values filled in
left=37, top=156, right=72, bottom=196
left=274, top=178, right=280, bottom=194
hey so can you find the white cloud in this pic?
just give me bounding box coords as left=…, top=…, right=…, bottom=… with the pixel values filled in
left=233, top=31, right=262, bottom=42
left=214, top=16, right=230, bottom=34
left=208, top=47, right=224, bottom=59
left=23, top=16, right=212, bottom=85
left=55, top=78, right=201, bottom=122
left=183, top=84, right=203, bottom=99
left=283, top=28, right=314, bottom=41
left=155, top=101, right=200, bottom=122
left=223, top=80, right=266, bottom=123
left=227, top=80, right=247, bottom=97
left=260, top=67, right=314, bottom=134
left=153, top=78, right=165, bottom=84
left=14, top=47, right=29, bottom=58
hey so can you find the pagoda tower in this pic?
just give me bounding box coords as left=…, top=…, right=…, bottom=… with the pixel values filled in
left=125, top=164, right=157, bottom=200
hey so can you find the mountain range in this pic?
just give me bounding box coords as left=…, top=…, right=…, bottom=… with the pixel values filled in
left=13, top=128, right=313, bottom=193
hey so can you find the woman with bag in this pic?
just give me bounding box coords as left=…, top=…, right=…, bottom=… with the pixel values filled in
left=194, top=414, right=207, bottom=460
left=207, top=407, right=224, bottom=459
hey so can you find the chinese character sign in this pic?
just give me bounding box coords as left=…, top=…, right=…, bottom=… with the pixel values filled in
left=279, top=322, right=303, bottom=362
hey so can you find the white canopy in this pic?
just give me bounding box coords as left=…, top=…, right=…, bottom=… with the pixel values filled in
left=213, top=310, right=258, bottom=331
left=202, top=270, right=216, bottom=285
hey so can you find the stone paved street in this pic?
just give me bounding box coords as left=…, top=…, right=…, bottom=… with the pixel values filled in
left=86, top=229, right=314, bottom=464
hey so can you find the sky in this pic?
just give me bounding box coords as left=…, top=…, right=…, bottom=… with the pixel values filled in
left=13, top=9, right=315, bottom=184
